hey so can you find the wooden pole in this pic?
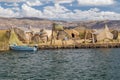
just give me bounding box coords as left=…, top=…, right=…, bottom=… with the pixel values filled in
left=84, top=30, right=87, bottom=43
left=50, top=28, right=54, bottom=45
left=50, top=23, right=56, bottom=45
left=92, top=33, right=95, bottom=44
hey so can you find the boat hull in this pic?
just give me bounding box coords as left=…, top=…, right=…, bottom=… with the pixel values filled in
left=10, top=45, right=37, bottom=51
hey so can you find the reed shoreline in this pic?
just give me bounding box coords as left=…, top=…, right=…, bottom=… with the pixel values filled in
left=38, top=43, right=120, bottom=50
left=1, top=42, right=120, bottom=51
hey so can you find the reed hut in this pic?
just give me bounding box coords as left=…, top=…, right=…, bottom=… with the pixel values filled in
left=111, top=30, right=118, bottom=40
left=15, top=27, right=33, bottom=44
left=57, top=31, right=69, bottom=40
left=31, top=33, right=41, bottom=43
left=14, top=28, right=27, bottom=42
left=9, top=29, right=23, bottom=45
left=40, top=29, right=48, bottom=43
left=44, top=29, right=52, bottom=40
left=51, top=23, right=64, bottom=44
left=117, top=32, right=120, bottom=42
left=84, top=30, right=93, bottom=39
left=84, top=29, right=96, bottom=43
left=96, top=24, right=113, bottom=43
left=74, top=25, right=86, bottom=39
left=30, top=27, right=41, bottom=35
left=0, top=30, right=10, bottom=50
left=64, top=29, right=80, bottom=39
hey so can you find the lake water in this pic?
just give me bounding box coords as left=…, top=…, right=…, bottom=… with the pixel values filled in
left=0, top=48, right=120, bottom=80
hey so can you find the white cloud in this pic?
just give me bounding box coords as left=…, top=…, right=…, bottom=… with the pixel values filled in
left=0, top=6, right=19, bottom=17
left=41, top=5, right=120, bottom=20
left=26, top=0, right=42, bottom=6
left=55, top=0, right=74, bottom=4
left=0, top=3, right=120, bottom=21
left=77, top=0, right=116, bottom=6
left=71, top=8, right=120, bottom=20
left=42, top=4, right=70, bottom=19
left=0, top=0, right=24, bottom=2
left=21, top=4, right=42, bottom=17
left=43, top=5, right=120, bottom=21
left=12, top=7, right=20, bottom=11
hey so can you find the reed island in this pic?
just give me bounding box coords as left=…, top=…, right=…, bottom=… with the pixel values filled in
left=0, top=20, right=120, bottom=51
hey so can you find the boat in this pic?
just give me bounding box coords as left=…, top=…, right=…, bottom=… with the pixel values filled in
left=9, top=28, right=37, bottom=51
left=10, top=44, right=37, bottom=51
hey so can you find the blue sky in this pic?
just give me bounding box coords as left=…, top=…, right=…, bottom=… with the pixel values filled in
left=0, top=0, right=120, bottom=21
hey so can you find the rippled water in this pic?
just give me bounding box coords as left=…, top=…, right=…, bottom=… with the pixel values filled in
left=0, top=48, right=120, bottom=80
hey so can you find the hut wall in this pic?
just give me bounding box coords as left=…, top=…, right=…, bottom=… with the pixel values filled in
left=0, top=30, right=10, bottom=51
left=32, top=35, right=41, bottom=43
left=25, top=32, right=33, bottom=43
left=112, top=30, right=118, bottom=40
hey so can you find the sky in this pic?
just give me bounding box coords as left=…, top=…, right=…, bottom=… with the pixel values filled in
left=0, top=0, right=120, bottom=21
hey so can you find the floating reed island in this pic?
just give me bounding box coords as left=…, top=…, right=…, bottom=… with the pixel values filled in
left=0, top=23, right=120, bottom=51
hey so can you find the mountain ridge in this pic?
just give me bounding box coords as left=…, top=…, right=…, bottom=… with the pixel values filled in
left=0, top=17, right=119, bottom=30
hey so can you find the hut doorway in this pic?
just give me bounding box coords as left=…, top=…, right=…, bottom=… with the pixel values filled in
left=71, top=33, right=75, bottom=38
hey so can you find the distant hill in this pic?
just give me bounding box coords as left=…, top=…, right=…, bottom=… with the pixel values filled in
left=0, top=17, right=77, bottom=29
left=0, top=17, right=120, bottom=30
left=74, top=20, right=120, bottom=31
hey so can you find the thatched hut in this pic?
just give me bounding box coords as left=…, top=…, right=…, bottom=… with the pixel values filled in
left=74, top=25, right=86, bottom=39
left=116, top=31, right=120, bottom=42
left=0, top=30, right=10, bottom=50
left=40, top=29, right=48, bottom=43
left=57, top=31, right=69, bottom=40
left=51, top=23, right=64, bottom=44
left=84, top=30, right=93, bottom=39
left=44, top=29, right=52, bottom=40
left=31, top=34, right=41, bottom=43
left=14, top=28, right=27, bottom=42
left=96, top=24, right=113, bottom=42
left=64, top=29, right=80, bottom=39
left=30, top=27, right=41, bottom=35
left=111, top=30, right=119, bottom=40
left=9, top=29, right=23, bottom=45
left=53, top=23, right=64, bottom=31
left=14, top=27, right=33, bottom=44
left=84, top=29, right=95, bottom=43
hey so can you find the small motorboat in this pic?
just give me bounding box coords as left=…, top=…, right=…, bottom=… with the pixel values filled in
left=10, top=44, right=37, bottom=51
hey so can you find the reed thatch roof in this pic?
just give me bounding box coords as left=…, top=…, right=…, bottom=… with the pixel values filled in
left=14, top=28, right=26, bottom=41
left=9, top=29, right=23, bottom=45
left=40, top=29, right=48, bottom=37
left=0, top=30, right=9, bottom=42
left=53, top=23, right=64, bottom=31
left=96, top=24, right=113, bottom=41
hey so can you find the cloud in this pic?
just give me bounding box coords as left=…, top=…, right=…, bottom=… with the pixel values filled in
left=21, top=4, right=42, bottom=17
left=77, top=0, right=116, bottom=6
left=12, top=7, right=20, bottom=11
left=55, top=0, right=74, bottom=4
left=42, top=4, right=70, bottom=19
left=0, top=2, right=120, bottom=21
left=42, top=4, right=120, bottom=20
left=0, top=0, right=24, bottom=2
left=26, top=0, right=42, bottom=6
left=0, top=6, right=19, bottom=17
left=72, top=8, right=120, bottom=20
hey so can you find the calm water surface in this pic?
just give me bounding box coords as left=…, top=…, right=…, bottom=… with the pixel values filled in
left=0, top=48, right=120, bottom=80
